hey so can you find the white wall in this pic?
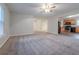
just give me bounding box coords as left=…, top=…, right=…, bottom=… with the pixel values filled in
left=0, top=4, right=10, bottom=48
left=10, top=13, right=58, bottom=36
left=10, top=14, right=49, bottom=36
left=10, top=14, right=35, bottom=36
left=48, top=17, right=58, bottom=34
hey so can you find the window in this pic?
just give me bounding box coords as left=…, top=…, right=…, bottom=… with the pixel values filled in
left=0, top=6, right=4, bottom=36
left=77, top=20, right=79, bottom=25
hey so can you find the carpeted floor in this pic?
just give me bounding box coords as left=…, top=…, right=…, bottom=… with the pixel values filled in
left=0, top=33, right=79, bottom=55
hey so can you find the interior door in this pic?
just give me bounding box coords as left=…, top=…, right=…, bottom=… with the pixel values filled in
left=33, top=19, right=48, bottom=32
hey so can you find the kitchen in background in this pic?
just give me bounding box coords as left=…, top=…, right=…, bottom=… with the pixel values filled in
left=58, top=14, right=79, bottom=34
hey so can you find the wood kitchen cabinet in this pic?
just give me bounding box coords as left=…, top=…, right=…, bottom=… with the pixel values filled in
left=64, top=18, right=76, bottom=25
left=76, top=27, right=79, bottom=32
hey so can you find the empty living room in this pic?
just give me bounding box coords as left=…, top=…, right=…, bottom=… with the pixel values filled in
left=0, top=3, right=79, bottom=55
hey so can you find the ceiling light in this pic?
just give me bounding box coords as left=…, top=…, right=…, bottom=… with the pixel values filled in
left=41, top=3, right=56, bottom=13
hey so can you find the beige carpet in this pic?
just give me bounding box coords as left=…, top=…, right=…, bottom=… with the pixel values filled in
left=0, top=33, right=79, bottom=55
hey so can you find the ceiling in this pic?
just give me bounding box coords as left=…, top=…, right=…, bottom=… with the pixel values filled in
left=6, top=3, right=79, bottom=17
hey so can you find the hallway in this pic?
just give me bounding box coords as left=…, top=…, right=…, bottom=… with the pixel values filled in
left=0, top=33, right=79, bottom=55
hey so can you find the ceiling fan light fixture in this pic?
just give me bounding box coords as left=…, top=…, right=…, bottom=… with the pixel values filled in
left=41, top=3, right=56, bottom=13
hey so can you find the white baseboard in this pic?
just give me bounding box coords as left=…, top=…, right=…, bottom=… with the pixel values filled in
left=10, top=32, right=58, bottom=37
left=10, top=33, right=34, bottom=37
left=0, top=36, right=10, bottom=48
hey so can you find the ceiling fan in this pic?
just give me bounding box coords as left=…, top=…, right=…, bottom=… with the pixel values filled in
left=41, top=3, right=56, bottom=13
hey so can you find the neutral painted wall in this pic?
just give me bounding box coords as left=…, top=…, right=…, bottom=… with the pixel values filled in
left=10, top=14, right=49, bottom=36
left=0, top=4, right=10, bottom=48
left=48, top=17, right=58, bottom=34
left=10, top=14, right=35, bottom=36
left=10, top=13, right=58, bottom=36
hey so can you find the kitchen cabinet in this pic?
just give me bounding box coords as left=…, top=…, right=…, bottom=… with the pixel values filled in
left=76, top=27, right=79, bottom=32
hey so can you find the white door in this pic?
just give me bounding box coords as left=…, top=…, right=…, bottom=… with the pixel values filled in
left=33, top=19, right=48, bottom=32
